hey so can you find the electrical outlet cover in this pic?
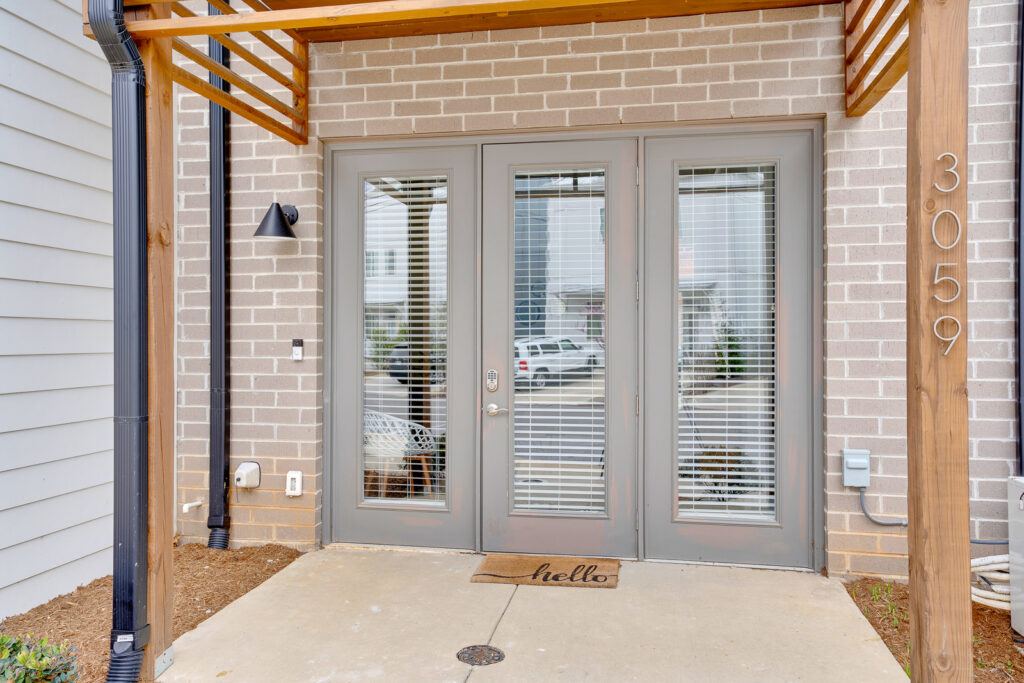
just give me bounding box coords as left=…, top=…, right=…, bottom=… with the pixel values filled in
left=842, top=448, right=870, bottom=488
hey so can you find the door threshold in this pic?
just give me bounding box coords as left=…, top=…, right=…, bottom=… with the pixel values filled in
left=326, top=542, right=812, bottom=573
left=642, top=557, right=817, bottom=573
left=325, top=542, right=479, bottom=556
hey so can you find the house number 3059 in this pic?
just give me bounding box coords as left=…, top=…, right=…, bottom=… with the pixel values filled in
left=930, top=152, right=962, bottom=356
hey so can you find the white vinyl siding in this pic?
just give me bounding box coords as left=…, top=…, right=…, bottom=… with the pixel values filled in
left=0, top=0, right=114, bottom=620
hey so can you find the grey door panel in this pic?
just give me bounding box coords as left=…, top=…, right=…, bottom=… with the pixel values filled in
left=331, top=146, right=476, bottom=549
left=643, top=130, right=817, bottom=567
left=481, top=139, right=639, bottom=558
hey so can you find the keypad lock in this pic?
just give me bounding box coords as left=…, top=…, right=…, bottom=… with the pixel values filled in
left=486, top=369, right=499, bottom=392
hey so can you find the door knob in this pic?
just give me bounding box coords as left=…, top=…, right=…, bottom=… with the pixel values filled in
left=485, top=403, right=508, bottom=416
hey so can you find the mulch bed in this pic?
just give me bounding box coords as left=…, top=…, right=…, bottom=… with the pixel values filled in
left=846, top=578, right=1024, bottom=682
left=0, top=542, right=301, bottom=682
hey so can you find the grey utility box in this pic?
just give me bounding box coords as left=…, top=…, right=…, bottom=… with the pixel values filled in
left=1010, top=477, right=1024, bottom=637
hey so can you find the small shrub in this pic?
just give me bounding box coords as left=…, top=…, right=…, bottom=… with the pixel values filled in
left=0, top=634, right=78, bottom=683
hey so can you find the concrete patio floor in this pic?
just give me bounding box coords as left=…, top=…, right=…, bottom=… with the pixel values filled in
left=159, top=545, right=905, bottom=682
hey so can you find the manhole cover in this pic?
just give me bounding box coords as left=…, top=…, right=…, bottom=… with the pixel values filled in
left=457, top=645, right=505, bottom=666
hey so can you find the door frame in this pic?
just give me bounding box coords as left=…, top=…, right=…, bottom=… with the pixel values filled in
left=323, top=119, right=824, bottom=569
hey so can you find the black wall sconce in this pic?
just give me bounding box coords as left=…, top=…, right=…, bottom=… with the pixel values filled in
left=254, top=202, right=298, bottom=239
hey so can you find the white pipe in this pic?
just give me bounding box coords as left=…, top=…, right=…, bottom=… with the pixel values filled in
left=971, top=554, right=1009, bottom=567
left=970, top=554, right=1011, bottom=610
left=972, top=594, right=1011, bottom=611
left=971, top=586, right=1009, bottom=601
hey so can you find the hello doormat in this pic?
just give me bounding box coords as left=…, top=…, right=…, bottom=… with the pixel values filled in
left=471, top=554, right=620, bottom=589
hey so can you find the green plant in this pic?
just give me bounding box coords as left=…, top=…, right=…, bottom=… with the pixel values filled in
left=367, top=325, right=405, bottom=369
left=713, top=324, right=747, bottom=378
left=0, top=635, right=78, bottom=682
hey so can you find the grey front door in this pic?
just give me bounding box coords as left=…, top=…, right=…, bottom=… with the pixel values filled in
left=331, top=146, right=477, bottom=549
left=643, top=129, right=817, bottom=567
left=481, top=139, right=639, bottom=558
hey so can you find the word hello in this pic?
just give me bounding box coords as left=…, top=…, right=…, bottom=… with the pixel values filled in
left=530, top=562, right=609, bottom=583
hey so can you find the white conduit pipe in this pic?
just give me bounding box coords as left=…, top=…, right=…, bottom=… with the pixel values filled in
left=971, top=554, right=1011, bottom=611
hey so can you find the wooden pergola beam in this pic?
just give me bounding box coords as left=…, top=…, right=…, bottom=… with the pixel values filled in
left=170, top=63, right=307, bottom=144
left=846, top=37, right=907, bottom=117
left=124, top=0, right=642, bottom=37
left=172, top=38, right=304, bottom=123
left=206, top=0, right=308, bottom=70
left=846, top=4, right=906, bottom=98
left=235, top=0, right=308, bottom=44
left=844, top=0, right=909, bottom=117
left=845, top=0, right=898, bottom=69
left=905, top=0, right=972, bottom=678
left=170, top=2, right=302, bottom=97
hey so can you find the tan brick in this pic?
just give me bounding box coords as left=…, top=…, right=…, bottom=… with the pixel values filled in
left=567, top=107, right=620, bottom=127
left=600, top=88, right=653, bottom=106
left=652, top=84, right=707, bottom=104
left=545, top=55, right=598, bottom=73
left=600, top=52, right=654, bottom=70
left=444, top=62, right=492, bottom=79
left=345, top=68, right=392, bottom=85
left=494, top=59, right=545, bottom=77
left=394, top=99, right=443, bottom=116
left=623, top=69, right=678, bottom=87
left=518, top=41, right=569, bottom=58
left=444, top=96, right=493, bottom=114
left=415, top=81, right=463, bottom=98
left=651, top=49, right=708, bottom=68
left=365, top=50, right=413, bottom=67
left=569, top=36, right=624, bottom=53
left=624, top=32, right=679, bottom=51
left=619, top=104, right=674, bottom=124
left=414, top=46, right=464, bottom=64
left=517, top=74, right=568, bottom=93
left=546, top=91, right=598, bottom=108
left=414, top=115, right=464, bottom=133
left=467, top=78, right=516, bottom=96
left=514, top=109, right=568, bottom=128
left=495, top=93, right=545, bottom=112
left=570, top=72, right=622, bottom=90
left=465, top=112, right=516, bottom=131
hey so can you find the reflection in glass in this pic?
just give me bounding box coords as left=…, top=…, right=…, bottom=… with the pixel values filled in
left=512, top=170, right=607, bottom=513
left=361, top=176, right=448, bottom=504
left=676, top=165, right=777, bottom=521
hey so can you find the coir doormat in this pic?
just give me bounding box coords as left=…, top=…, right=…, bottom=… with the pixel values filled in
left=471, top=554, right=619, bottom=589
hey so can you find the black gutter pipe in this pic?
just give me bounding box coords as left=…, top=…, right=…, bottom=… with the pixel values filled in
left=1016, top=0, right=1024, bottom=478
left=88, top=1, right=149, bottom=681
left=207, top=3, right=231, bottom=550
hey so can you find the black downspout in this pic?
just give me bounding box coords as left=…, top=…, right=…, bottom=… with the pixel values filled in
left=207, top=3, right=231, bottom=550
left=1017, top=1, right=1024, bottom=478
left=89, top=1, right=149, bottom=681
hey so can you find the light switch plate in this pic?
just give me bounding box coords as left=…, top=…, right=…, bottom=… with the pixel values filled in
left=842, top=448, right=871, bottom=488
left=285, top=470, right=303, bottom=497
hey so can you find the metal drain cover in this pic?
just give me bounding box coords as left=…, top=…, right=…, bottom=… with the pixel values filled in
left=457, top=645, right=505, bottom=666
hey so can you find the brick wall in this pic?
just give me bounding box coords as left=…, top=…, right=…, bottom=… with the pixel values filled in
left=174, top=3, right=1019, bottom=575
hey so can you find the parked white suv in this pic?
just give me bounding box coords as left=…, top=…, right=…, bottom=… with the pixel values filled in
left=513, top=336, right=600, bottom=389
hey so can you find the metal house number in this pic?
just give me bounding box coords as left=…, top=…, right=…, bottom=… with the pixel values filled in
left=930, top=152, right=962, bottom=356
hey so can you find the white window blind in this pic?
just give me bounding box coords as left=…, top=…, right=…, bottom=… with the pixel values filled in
left=512, top=169, right=607, bottom=513
left=361, top=175, right=448, bottom=505
left=676, top=165, right=777, bottom=521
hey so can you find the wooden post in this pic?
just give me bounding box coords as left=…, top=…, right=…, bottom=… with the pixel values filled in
left=292, top=38, right=309, bottom=142
left=131, top=4, right=175, bottom=679
left=906, top=0, right=972, bottom=679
